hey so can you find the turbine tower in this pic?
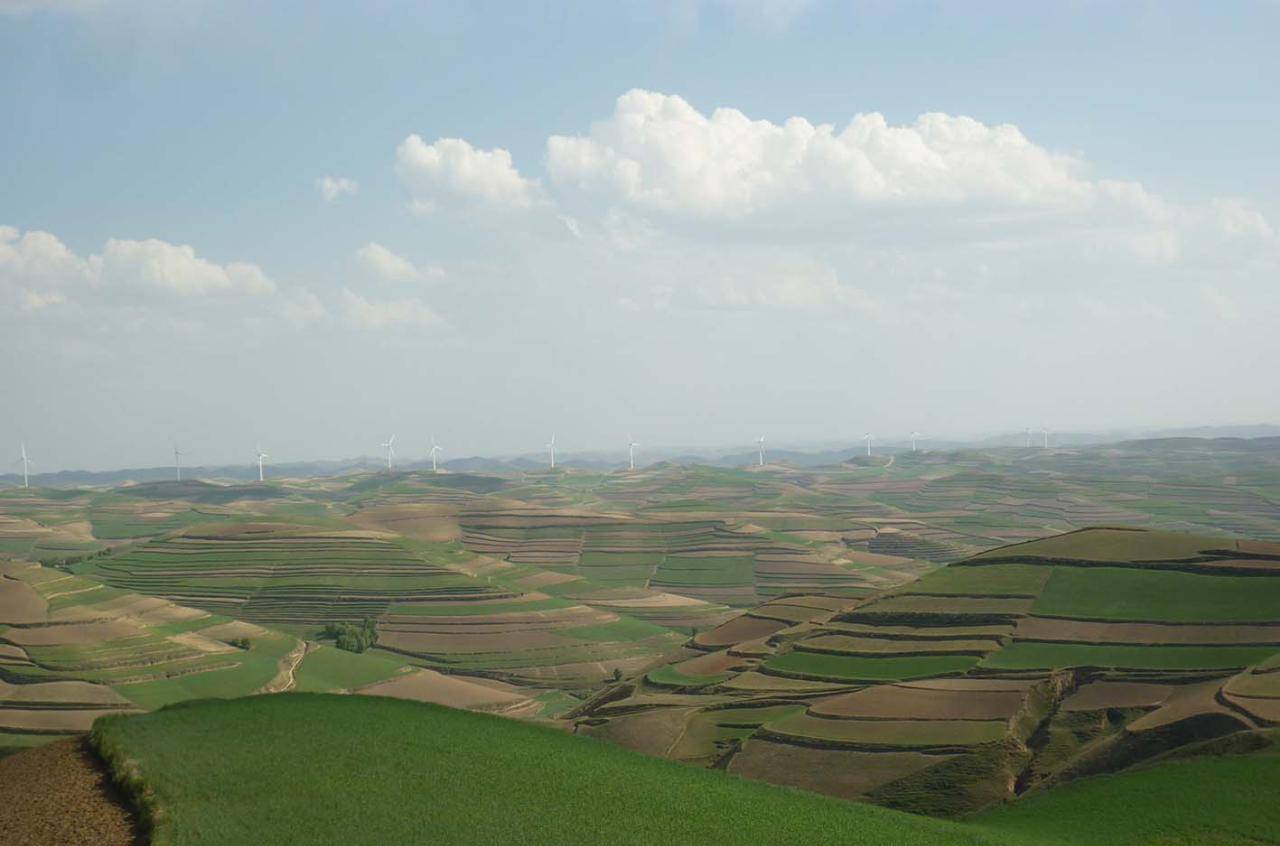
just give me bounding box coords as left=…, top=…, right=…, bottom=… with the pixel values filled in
left=381, top=435, right=396, bottom=471
left=1042, top=429, right=1051, bottom=449
left=627, top=435, right=639, bottom=471
left=863, top=432, right=873, bottom=457
left=173, top=443, right=186, bottom=482
left=910, top=431, right=922, bottom=452
left=19, top=443, right=31, bottom=489
left=255, top=447, right=268, bottom=482
left=756, top=436, right=765, bottom=467
left=1025, top=428, right=1033, bottom=448
left=429, top=437, right=442, bottom=473
left=547, top=435, right=556, bottom=470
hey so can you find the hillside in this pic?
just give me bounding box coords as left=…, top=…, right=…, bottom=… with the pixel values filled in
left=575, top=528, right=1280, bottom=816
left=73, top=694, right=1277, bottom=846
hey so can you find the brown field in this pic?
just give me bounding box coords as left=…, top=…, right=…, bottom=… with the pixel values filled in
left=693, top=614, right=788, bottom=649
left=800, top=635, right=1000, bottom=656
left=578, top=705, right=695, bottom=757
left=728, top=739, right=950, bottom=800
left=826, top=622, right=1015, bottom=640
left=350, top=504, right=462, bottom=542
left=810, top=683, right=1028, bottom=721
left=764, top=712, right=1007, bottom=748
left=1014, top=617, right=1280, bottom=645
left=0, top=740, right=138, bottom=846
left=673, top=649, right=747, bottom=677
left=378, top=628, right=573, bottom=654
left=1221, top=692, right=1280, bottom=724
left=895, top=677, right=1038, bottom=693
left=0, top=708, right=136, bottom=733
left=719, top=671, right=850, bottom=693
left=1223, top=670, right=1280, bottom=699
left=0, top=576, right=46, bottom=624
left=1127, top=680, right=1252, bottom=732
left=1, top=621, right=143, bottom=647
left=1059, top=681, right=1174, bottom=712
left=855, top=595, right=1034, bottom=615
left=0, top=680, right=129, bottom=707
left=357, top=669, right=534, bottom=712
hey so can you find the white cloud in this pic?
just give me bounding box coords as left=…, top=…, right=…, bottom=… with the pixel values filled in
left=355, top=242, right=441, bottom=283
left=1201, top=285, right=1241, bottom=321
left=1210, top=198, right=1275, bottom=240
left=94, top=238, right=276, bottom=296
left=20, top=289, right=67, bottom=311
left=278, top=289, right=328, bottom=328
left=2, top=225, right=276, bottom=316
left=396, top=135, right=538, bottom=211
left=697, top=262, right=879, bottom=314
left=317, top=175, right=359, bottom=203
left=341, top=289, right=440, bottom=329
left=547, top=90, right=1134, bottom=220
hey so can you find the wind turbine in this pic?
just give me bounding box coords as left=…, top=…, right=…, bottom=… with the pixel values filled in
left=910, top=431, right=922, bottom=452
left=863, top=432, right=873, bottom=457
left=18, top=443, right=31, bottom=489
left=1024, top=428, right=1033, bottom=448
left=429, top=437, right=442, bottom=473
left=627, top=435, right=639, bottom=471
left=173, top=443, right=186, bottom=481
left=756, top=436, right=765, bottom=467
left=255, top=447, right=268, bottom=482
left=381, top=435, right=396, bottom=471
left=547, top=435, right=556, bottom=470
left=1042, top=429, right=1051, bottom=449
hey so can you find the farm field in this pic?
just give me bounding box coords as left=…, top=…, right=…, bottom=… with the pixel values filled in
left=576, top=526, right=1280, bottom=817
left=77, top=693, right=1280, bottom=846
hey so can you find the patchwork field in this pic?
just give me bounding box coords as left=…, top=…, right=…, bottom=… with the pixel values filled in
left=576, top=527, right=1280, bottom=816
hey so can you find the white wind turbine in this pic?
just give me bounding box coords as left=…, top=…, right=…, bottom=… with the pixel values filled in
left=910, top=431, right=922, bottom=452
left=381, top=435, right=396, bottom=471
left=863, top=432, right=873, bottom=457
left=627, top=435, right=639, bottom=471
left=1042, top=428, right=1051, bottom=449
left=429, top=436, right=442, bottom=473
left=1025, top=428, right=1033, bottom=448
left=255, top=447, right=268, bottom=482
left=756, top=436, right=765, bottom=467
left=547, top=435, right=556, bottom=470
left=173, top=443, right=186, bottom=481
left=18, top=442, right=31, bottom=489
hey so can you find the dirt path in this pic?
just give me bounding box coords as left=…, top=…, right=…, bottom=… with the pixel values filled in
left=257, top=639, right=312, bottom=694
left=0, top=739, right=140, bottom=846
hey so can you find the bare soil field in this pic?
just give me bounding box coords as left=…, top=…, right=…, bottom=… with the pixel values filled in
left=0, top=576, right=46, bottom=624
left=728, top=739, right=949, bottom=799
left=1127, top=681, right=1252, bottom=732
left=810, top=684, right=1028, bottom=720
left=0, top=740, right=138, bottom=846
left=357, top=668, right=534, bottom=712
left=0, top=707, right=136, bottom=733
left=1059, top=682, right=1174, bottom=712
left=2, top=621, right=142, bottom=647
left=0, top=680, right=129, bottom=707
left=693, top=614, right=788, bottom=648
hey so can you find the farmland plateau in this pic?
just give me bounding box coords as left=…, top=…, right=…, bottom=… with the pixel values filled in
left=2, top=436, right=1280, bottom=843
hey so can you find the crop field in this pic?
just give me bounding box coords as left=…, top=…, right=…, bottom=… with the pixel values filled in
left=77, top=693, right=1280, bottom=846
left=576, top=526, right=1280, bottom=816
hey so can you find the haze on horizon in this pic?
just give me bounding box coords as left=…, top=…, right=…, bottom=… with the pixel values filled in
left=2, top=1, right=1278, bottom=473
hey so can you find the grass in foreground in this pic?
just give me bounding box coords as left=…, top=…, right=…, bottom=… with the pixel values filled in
left=92, top=694, right=1005, bottom=846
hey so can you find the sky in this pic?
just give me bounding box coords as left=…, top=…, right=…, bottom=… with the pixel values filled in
left=2, top=0, right=1278, bottom=472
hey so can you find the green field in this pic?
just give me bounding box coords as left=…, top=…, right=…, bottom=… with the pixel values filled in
left=291, top=645, right=410, bottom=692
left=1032, top=567, right=1280, bottom=622
left=981, top=641, right=1280, bottom=672
left=91, top=694, right=1005, bottom=846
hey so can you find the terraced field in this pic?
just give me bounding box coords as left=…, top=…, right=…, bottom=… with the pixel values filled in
left=575, top=527, right=1280, bottom=817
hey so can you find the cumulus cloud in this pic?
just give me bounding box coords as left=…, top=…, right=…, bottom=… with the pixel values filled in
left=341, top=289, right=440, bottom=329
left=316, top=175, right=359, bottom=203
left=278, top=289, right=329, bottom=328
left=1, top=225, right=276, bottom=314
left=548, top=89, right=1124, bottom=219
left=355, top=242, right=441, bottom=283
left=396, top=135, right=538, bottom=211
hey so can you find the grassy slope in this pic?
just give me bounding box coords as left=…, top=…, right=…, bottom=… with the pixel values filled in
left=93, top=694, right=1006, bottom=846
left=974, top=747, right=1280, bottom=846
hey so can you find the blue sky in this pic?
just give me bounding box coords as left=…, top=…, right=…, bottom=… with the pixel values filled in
left=2, top=1, right=1278, bottom=471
